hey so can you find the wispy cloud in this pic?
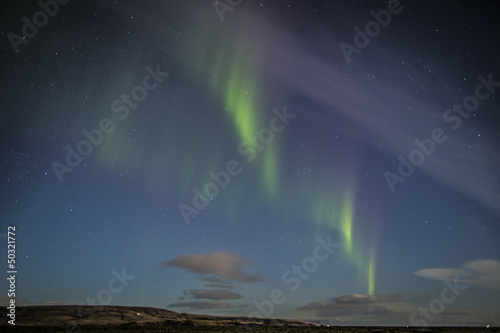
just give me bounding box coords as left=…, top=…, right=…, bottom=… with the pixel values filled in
left=296, top=293, right=420, bottom=318
left=167, top=300, right=231, bottom=310
left=0, top=296, right=74, bottom=306
left=203, top=283, right=236, bottom=290
left=297, top=301, right=395, bottom=317
left=166, top=252, right=263, bottom=283
left=0, top=296, right=34, bottom=307
left=328, top=293, right=414, bottom=304
left=295, top=292, right=489, bottom=326
left=181, top=7, right=500, bottom=215
left=188, top=289, right=243, bottom=300
left=414, top=259, right=500, bottom=290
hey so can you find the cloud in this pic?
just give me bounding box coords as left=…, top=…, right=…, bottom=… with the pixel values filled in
left=295, top=292, right=486, bottom=325
left=166, top=252, right=263, bottom=283
left=167, top=300, right=231, bottom=310
left=0, top=297, right=74, bottom=307
left=441, top=310, right=475, bottom=316
left=296, top=293, right=420, bottom=318
left=297, top=301, right=395, bottom=317
left=329, top=293, right=412, bottom=304
left=414, top=259, right=500, bottom=290
left=203, top=283, right=235, bottom=289
left=189, top=289, right=243, bottom=300
left=0, top=296, right=34, bottom=306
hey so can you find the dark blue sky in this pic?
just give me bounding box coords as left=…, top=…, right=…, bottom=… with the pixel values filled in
left=1, top=0, right=499, bottom=326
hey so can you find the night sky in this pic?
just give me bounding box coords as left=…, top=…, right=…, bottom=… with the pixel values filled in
left=1, top=0, right=500, bottom=327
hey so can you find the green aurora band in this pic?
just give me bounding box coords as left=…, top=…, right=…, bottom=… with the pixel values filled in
left=172, top=7, right=376, bottom=295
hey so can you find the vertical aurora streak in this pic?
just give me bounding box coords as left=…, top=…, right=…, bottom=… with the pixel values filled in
left=170, top=5, right=378, bottom=296
left=311, top=182, right=376, bottom=295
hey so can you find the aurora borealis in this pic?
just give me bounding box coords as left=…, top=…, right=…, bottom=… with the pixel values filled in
left=1, top=0, right=500, bottom=327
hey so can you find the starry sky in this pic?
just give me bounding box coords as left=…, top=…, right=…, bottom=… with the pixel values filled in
left=1, top=0, right=500, bottom=327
